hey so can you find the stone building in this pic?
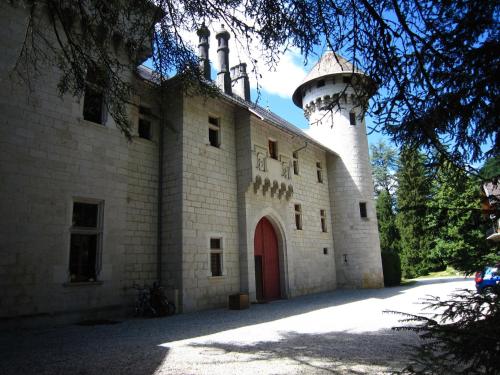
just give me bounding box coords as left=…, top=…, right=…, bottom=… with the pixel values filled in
left=0, top=7, right=383, bottom=322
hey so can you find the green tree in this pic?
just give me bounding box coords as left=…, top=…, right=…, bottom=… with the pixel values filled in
left=6, top=0, right=498, bottom=165
left=370, top=140, right=398, bottom=195
left=377, top=189, right=402, bottom=285
left=427, top=163, right=497, bottom=274
left=396, top=147, right=432, bottom=278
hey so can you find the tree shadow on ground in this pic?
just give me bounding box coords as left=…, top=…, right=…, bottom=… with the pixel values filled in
left=188, top=329, right=417, bottom=374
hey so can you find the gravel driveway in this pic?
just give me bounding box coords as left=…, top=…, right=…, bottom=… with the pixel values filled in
left=0, top=277, right=472, bottom=375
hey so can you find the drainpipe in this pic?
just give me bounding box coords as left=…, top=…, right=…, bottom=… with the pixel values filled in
left=157, top=117, right=164, bottom=285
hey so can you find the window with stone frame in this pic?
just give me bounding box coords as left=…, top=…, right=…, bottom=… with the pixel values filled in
left=293, top=151, right=299, bottom=175
left=208, top=116, right=221, bottom=147
left=268, top=139, right=278, bottom=160
left=210, top=237, right=223, bottom=276
left=316, top=161, right=323, bottom=183
left=138, top=106, right=152, bottom=140
left=82, top=66, right=106, bottom=125
left=294, top=204, right=303, bottom=230
left=320, top=209, right=327, bottom=232
left=69, top=200, right=103, bottom=283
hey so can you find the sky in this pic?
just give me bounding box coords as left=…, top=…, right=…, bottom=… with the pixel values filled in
left=175, top=23, right=389, bottom=149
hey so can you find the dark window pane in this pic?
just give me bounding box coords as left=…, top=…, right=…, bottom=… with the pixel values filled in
left=317, top=80, right=325, bottom=87
left=138, top=118, right=151, bottom=140
left=295, top=214, right=302, bottom=230
left=83, top=85, right=104, bottom=124
left=72, top=203, right=98, bottom=227
left=69, top=234, right=97, bottom=282
left=293, top=160, right=299, bottom=175
left=350, top=112, right=356, bottom=125
left=323, top=248, right=328, bottom=255
left=269, top=140, right=277, bottom=160
left=209, top=128, right=219, bottom=147
left=208, top=116, right=219, bottom=126
left=321, top=218, right=327, bottom=232
left=360, top=202, right=367, bottom=218
left=317, top=170, right=323, bottom=183
left=210, top=253, right=222, bottom=276
left=210, top=238, right=221, bottom=249
left=343, top=76, right=351, bottom=83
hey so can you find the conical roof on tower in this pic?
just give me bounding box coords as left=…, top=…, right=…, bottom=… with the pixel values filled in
left=292, top=51, right=366, bottom=108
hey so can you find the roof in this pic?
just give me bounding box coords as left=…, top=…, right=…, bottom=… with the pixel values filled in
left=292, top=51, right=367, bottom=108
left=136, top=65, right=337, bottom=155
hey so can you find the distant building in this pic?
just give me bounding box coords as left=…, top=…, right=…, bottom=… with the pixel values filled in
left=482, top=181, right=500, bottom=242
left=0, top=7, right=383, bottom=321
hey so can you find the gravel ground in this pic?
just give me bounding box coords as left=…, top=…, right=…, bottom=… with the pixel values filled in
left=0, top=277, right=473, bottom=375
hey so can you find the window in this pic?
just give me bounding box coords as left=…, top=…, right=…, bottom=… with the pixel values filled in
left=69, top=201, right=103, bottom=283
left=349, top=112, right=356, bottom=126
left=210, top=237, right=223, bottom=276
left=138, top=106, right=152, bottom=140
left=323, top=247, right=328, bottom=255
left=294, top=204, right=302, bottom=230
left=83, top=67, right=106, bottom=124
left=316, top=79, right=325, bottom=88
left=208, top=116, right=220, bottom=147
left=343, top=76, right=351, bottom=84
left=359, top=202, right=367, bottom=218
left=320, top=209, right=327, bottom=232
left=316, top=162, right=323, bottom=183
left=292, top=151, right=299, bottom=175
left=268, top=139, right=278, bottom=160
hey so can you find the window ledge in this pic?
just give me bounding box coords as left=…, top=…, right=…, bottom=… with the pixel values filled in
left=78, top=118, right=107, bottom=129
left=208, top=275, right=225, bottom=280
left=63, top=281, right=103, bottom=287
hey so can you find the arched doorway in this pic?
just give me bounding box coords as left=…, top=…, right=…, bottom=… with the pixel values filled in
left=254, top=217, right=281, bottom=301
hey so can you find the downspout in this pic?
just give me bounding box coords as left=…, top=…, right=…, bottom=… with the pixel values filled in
left=157, top=116, right=164, bottom=284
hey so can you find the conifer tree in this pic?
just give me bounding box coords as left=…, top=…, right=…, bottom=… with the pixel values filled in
left=396, top=147, right=431, bottom=278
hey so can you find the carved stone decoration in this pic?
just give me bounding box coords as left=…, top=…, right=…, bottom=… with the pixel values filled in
left=254, top=175, right=262, bottom=193
left=278, top=182, right=287, bottom=199
left=271, top=180, right=279, bottom=197
left=279, top=155, right=291, bottom=180
left=286, top=184, right=294, bottom=200
left=254, top=145, right=268, bottom=172
left=262, top=178, right=271, bottom=195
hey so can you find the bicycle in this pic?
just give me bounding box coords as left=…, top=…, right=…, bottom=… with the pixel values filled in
left=133, top=283, right=175, bottom=317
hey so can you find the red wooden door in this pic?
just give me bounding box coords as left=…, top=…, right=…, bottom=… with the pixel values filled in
left=254, top=217, right=280, bottom=300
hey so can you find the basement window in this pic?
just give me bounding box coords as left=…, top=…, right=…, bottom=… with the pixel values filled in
left=208, top=116, right=220, bottom=147
left=210, top=237, right=223, bottom=277
left=69, top=200, right=103, bottom=283
left=359, top=202, right=368, bottom=218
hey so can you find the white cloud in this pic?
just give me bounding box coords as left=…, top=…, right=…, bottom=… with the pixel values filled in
left=178, top=23, right=307, bottom=100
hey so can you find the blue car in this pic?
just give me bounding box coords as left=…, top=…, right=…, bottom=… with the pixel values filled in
left=475, top=265, right=500, bottom=293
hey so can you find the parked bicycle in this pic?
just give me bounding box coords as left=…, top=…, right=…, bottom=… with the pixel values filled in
left=133, top=282, right=175, bottom=317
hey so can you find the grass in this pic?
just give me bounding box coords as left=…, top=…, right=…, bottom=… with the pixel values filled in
left=400, top=266, right=465, bottom=285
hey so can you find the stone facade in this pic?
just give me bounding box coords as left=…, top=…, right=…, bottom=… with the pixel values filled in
left=0, top=6, right=383, bottom=322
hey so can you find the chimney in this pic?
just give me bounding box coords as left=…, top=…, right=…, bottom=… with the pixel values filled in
left=197, top=23, right=211, bottom=80
left=215, top=25, right=231, bottom=94
left=231, top=63, right=250, bottom=101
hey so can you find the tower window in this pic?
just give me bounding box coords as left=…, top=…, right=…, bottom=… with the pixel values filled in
left=343, top=76, right=352, bottom=84
left=349, top=112, right=357, bottom=126
left=208, top=116, right=220, bottom=147
left=316, top=162, right=323, bottom=183
left=320, top=209, right=327, bottom=232
left=268, top=139, right=278, bottom=160
left=292, top=151, right=299, bottom=175
left=294, top=204, right=302, bottom=230
left=359, top=202, right=367, bottom=218
left=210, top=237, right=223, bottom=276
left=323, top=247, right=328, bottom=255
left=316, top=80, right=325, bottom=88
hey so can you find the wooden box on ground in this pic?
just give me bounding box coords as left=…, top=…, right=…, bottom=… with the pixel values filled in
left=228, top=293, right=249, bottom=310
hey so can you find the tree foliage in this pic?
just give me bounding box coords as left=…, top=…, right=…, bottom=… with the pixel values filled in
left=371, top=140, right=398, bottom=195
left=390, top=287, right=500, bottom=375
left=5, top=0, right=498, bottom=165
left=396, top=147, right=432, bottom=278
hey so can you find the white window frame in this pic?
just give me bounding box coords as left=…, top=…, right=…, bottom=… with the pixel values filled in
left=69, top=198, right=104, bottom=283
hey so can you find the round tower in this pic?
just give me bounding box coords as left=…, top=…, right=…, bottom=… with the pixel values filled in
left=292, top=52, right=384, bottom=289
